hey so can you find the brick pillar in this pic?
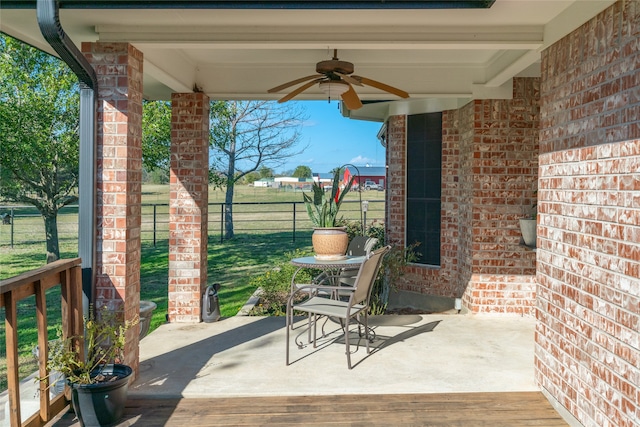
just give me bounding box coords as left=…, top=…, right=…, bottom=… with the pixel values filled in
left=168, top=93, right=210, bottom=323
left=82, top=42, right=143, bottom=373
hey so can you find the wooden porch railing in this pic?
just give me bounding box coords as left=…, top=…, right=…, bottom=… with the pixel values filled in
left=1, top=258, right=83, bottom=427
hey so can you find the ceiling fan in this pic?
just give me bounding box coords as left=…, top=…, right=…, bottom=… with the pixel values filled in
left=267, top=49, right=410, bottom=110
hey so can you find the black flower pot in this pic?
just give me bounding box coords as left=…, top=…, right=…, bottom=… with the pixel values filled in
left=69, top=364, right=132, bottom=427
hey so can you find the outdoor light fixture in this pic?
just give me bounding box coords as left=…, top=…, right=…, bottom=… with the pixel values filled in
left=319, top=80, right=349, bottom=101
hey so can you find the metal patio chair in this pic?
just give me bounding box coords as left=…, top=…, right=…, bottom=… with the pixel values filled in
left=286, top=245, right=391, bottom=369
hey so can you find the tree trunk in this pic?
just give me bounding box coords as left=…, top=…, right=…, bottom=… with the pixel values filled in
left=224, top=182, right=234, bottom=239
left=224, top=117, right=237, bottom=240
left=44, top=213, right=60, bottom=263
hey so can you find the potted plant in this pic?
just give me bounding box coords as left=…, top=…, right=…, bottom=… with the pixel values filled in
left=303, top=168, right=355, bottom=259
left=42, top=306, right=138, bottom=427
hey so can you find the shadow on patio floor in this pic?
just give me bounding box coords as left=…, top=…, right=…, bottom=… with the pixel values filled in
left=130, top=313, right=537, bottom=398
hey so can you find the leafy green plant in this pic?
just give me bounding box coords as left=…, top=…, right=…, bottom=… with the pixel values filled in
left=303, top=168, right=355, bottom=227
left=343, top=219, right=420, bottom=315
left=41, top=306, right=138, bottom=386
left=523, top=189, right=537, bottom=219
left=370, top=241, right=421, bottom=315
left=249, top=249, right=317, bottom=316
left=248, top=220, right=421, bottom=317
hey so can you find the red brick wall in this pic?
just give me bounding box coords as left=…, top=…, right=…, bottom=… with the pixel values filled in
left=386, top=113, right=461, bottom=297
left=168, top=93, right=210, bottom=323
left=386, top=114, right=406, bottom=248
left=82, top=42, right=143, bottom=371
left=461, top=79, right=539, bottom=314
left=536, top=2, right=640, bottom=426
left=386, top=78, right=539, bottom=315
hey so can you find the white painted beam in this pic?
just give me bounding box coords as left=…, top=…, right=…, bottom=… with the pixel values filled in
left=485, top=50, right=541, bottom=87
left=143, top=57, right=194, bottom=95
left=96, top=24, right=544, bottom=51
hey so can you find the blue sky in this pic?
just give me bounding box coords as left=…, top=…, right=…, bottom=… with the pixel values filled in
left=279, top=101, right=385, bottom=175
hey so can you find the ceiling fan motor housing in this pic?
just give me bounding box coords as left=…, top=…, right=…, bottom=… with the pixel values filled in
left=316, top=59, right=354, bottom=75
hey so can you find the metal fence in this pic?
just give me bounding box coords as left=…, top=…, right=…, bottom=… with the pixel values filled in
left=0, top=200, right=385, bottom=249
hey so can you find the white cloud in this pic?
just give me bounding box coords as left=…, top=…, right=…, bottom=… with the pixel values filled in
left=349, top=155, right=377, bottom=165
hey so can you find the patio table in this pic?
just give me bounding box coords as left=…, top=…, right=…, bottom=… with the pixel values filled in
left=290, top=255, right=365, bottom=289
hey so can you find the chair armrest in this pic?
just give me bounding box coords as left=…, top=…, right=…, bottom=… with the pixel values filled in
left=288, top=284, right=344, bottom=304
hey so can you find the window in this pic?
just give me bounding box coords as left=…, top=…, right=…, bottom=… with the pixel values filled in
left=406, top=113, right=442, bottom=266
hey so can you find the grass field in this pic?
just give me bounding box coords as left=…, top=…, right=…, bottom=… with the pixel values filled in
left=0, top=184, right=385, bottom=391
left=0, top=184, right=384, bottom=250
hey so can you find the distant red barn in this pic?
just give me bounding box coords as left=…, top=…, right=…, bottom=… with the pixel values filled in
left=344, top=166, right=386, bottom=189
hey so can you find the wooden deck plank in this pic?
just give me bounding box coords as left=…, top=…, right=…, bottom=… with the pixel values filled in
left=49, top=392, right=568, bottom=427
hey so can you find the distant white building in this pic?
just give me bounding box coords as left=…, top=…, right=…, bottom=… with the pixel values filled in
left=253, top=178, right=274, bottom=187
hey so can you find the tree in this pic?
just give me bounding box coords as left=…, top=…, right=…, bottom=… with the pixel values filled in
left=209, top=100, right=308, bottom=239
left=142, top=100, right=171, bottom=179
left=259, top=166, right=274, bottom=179
left=241, top=171, right=260, bottom=185
left=292, top=165, right=312, bottom=178
left=0, top=35, right=80, bottom=263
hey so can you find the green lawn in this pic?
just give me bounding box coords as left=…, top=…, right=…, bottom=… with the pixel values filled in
left=0, top=233, right=314, bottom=392
left=0, top=184, right=383, bottom=391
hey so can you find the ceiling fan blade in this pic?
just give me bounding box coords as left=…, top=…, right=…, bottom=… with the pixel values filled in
left=277, top=78, right=325, bottom=103
left=341, top=84, right=363, bottom=110
left=267, top=74, right=321, bottom=93
left=335, top=72, right=363, bottom=86
left=353, top=76, right=410, bottom=99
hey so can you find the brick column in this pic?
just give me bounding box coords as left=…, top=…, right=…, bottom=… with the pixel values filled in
left=168, top=93, right=210, bottom=322
left=82, top=42, right=143, bottom=373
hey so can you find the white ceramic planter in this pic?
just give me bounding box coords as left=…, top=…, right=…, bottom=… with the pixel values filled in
left=519, top=219, right=537, bottom=247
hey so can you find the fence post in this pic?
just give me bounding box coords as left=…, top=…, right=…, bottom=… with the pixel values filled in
left=153, top=204, right=157, bottom=248
left=10, top=207, right=14, bottom=248
left=220, top=204, right=224, bottom=244
left=292, top=202, right=296, bottom=243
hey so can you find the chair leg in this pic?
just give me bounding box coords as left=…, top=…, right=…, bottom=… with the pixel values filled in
left=364, top=312, right=370, bottom=354
left=345, top=315, right=352, bottom=369
left=286, top=306, right=291, bottom=366
left=312, top=313, right=318, bottom=347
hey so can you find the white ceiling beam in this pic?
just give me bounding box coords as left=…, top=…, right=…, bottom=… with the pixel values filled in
left=96, top=24, right=544, bottom=51
left=472, top=80, right=513, bottom=99
left=484, top=50, right=541, bottom=87
left=129, top=41, right=544, bottom=51
left=542, top=0, right=617, bottom=49
left=142, top=52, right=196, bottom=94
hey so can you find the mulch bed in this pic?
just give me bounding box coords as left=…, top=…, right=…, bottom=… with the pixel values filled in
left=385, top=307, right=433, bottom=315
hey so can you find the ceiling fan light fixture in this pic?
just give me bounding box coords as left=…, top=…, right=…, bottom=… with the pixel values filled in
left=319, top=80, right=349, bottom=100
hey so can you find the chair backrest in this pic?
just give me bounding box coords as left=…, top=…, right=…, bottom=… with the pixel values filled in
left=350, top=245, right=391, bottom=305
left=347, top=236, right=378, bottom=256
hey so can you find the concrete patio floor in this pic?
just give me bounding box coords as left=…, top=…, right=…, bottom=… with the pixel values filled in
left=130, top=312, right=539, bottom=398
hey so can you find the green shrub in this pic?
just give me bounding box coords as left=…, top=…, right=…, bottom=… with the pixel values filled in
left=249, top=249, right=317, bottom=316
left=248, top=222, right=420, bottom=317
left=342, top=219, right=420, bottom=315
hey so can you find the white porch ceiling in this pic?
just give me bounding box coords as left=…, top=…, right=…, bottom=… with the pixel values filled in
left=0, top=0, right=615, bottom=120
